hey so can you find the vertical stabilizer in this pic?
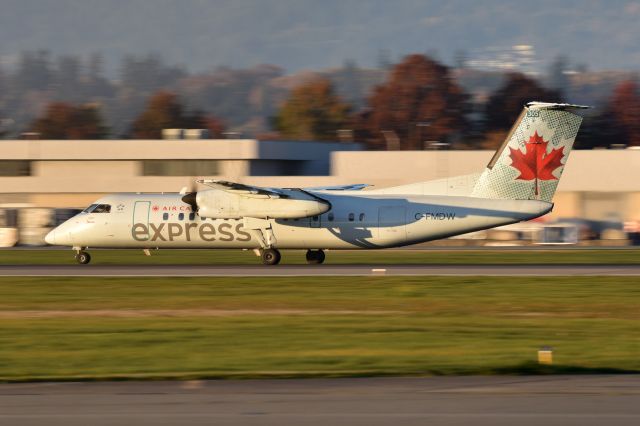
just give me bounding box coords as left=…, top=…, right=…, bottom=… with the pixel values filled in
left=471, top=102, right=588, bottom=202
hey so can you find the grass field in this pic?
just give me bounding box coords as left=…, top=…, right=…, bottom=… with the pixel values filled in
left=1, top=248, right=639, bottom=265
left=0, top=276, right=638, bottom=382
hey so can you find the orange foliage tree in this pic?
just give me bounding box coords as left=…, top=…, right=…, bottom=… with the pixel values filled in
left=609, top=80, right=640, bottom=147
left=30, top=102, right=108, bottom=139
left=356, top=54, right=469, bottom=150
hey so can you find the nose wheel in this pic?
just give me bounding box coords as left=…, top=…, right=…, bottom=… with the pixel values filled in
left=75, top=251, right=91, bottom=265
left=306, top=249, right=325, bottom=265
left=261, top=248, right=281, bottom=265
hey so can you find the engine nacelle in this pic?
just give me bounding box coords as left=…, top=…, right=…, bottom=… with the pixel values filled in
left=194, top=189, right=330, bottom=219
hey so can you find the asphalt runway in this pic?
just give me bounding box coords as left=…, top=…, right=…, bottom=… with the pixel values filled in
left=1, top=264, right=640, bottom=277
left=1, top=376, right=639, bottom=426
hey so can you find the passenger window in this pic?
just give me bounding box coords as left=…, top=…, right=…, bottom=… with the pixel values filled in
left=163, top=213, right=169, bottom=220
left=189, top=212, right=195, bottom=221
left=348, top=213, right=354, bottom=222
left=359, top=213, right=365, bottom=222
left=178, top=213, right=184, bottom=221
left=313, top=216, right=319, bottom=222
left=92, top=204, right=111, bottom=213
left=328, top=213, right=334, bottom=221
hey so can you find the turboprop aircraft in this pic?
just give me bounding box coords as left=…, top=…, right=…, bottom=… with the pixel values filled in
left=45, top=102, right=588, bottom=265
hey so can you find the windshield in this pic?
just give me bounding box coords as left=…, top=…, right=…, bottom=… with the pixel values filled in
left=83, top=204, right=111, bottom=213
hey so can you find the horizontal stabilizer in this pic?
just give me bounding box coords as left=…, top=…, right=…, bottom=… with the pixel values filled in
left=526, top=102, right=591, bottom=110
left=305, top=184, right=371, bottom=191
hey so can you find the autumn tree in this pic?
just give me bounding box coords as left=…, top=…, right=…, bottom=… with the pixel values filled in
left=129, top=91, right=225, bottom=139
left=30, top=102, right=107, bottom=139
left=609, top=80, right=640, bottom=146
left=485, top=73, right=562, bottom=131
left=201, top=115, right=226, bottom=138
left=574, top=108, right=625, bottom=149
left=273, top=78, right=352, bottom=141
left=356, top=54, right=468, bottom=150
left=479, top=73, right=563, bottom=149
left=545, top=79, right=640, bottom=150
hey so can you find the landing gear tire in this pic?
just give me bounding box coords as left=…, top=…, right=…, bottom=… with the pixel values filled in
left=306, top=249, right=325, bottom=265
left=261, top=248, right=281, bottom=266
left=75, top=251, right=91, bottom=265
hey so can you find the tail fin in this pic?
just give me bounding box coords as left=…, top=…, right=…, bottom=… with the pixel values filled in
left=471, top=102, right=589, bottom=202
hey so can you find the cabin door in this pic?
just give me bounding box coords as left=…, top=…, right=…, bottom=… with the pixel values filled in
left=133, top=201, right=151, bottom=239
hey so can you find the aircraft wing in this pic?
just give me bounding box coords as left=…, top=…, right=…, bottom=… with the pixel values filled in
left=304, top=184, right=371, bottom=191
left=197, top=179, right=289, bottom=198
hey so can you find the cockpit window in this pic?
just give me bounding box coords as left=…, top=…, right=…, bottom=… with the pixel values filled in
left=84, top=204, right=111, bottom=213
left=93, top=204, right=111, bottom=213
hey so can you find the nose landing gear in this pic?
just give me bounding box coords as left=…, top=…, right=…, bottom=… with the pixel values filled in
left=260, top=248, right=281, bottom=265
left=75, top=251, right=91, bottom=265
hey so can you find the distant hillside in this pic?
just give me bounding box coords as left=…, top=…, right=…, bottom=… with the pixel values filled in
left=0, top=0, right=639, bottom=73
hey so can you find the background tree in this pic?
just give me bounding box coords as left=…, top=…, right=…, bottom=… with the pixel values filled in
left=539, top=79, right=640, bottom=150
left=484, top=72, right=562, bottom=132
left=180, top=64, right=285, bottom=135
left=120, top=54, right=185, bottom=95
left=273, top=78, right=352, bottom=140
left=0, top=66, right=6, bottom=138
left=15, top=50, right=53, bottom=92
left=609, top=80, right=640, bottom=147
left=574, top=109, right=626, bottom=149
left=546, top=55, right=571, bottom=95
left=200, top=115, right=226, bottom=138
left=129, top=92, right=188, bottom=138
left=53, top=55, right=83, bottom=103
left=481, top=72, right=562, bottom=149
left=356, top=54, right=468, bottom=150
left=30, top=102, right=108, bottom=139
left=130, top=91, right=225, bottom=139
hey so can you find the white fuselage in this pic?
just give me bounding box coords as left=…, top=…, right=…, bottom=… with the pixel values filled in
left=47, top=191, right=552, bottom=249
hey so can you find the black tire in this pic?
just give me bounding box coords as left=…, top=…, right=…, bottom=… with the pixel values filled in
left=261, top=248, right=281, bottom=265
left=76, top=251, right=91, bottom=265
left=305, top=249, right=325, bottom=265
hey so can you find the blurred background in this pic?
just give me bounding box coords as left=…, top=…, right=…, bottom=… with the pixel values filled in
left=1, top=0, right=639, bottom=247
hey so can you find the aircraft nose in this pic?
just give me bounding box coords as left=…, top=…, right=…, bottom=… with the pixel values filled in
left=44, top=229, right=56, bottom=245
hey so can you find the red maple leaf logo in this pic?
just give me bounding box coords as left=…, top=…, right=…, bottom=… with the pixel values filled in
left=152, top=205, right=160, bottom=212
left=509, top=132, right=564, bottom=195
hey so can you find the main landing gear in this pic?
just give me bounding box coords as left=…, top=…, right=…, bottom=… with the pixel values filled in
left=305, top=249, right=325, bottom=265
left=257, top=248, right=326, bottom=265
left=75, top=251, right=91, bottom=265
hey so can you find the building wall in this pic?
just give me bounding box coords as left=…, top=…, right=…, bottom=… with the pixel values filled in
left=34, top=160, right=140, bottom=178
left=626, top=193, right=640, bottom=222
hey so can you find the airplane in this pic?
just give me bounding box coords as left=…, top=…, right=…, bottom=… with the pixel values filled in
left=45, top=102, right=588, bottom=265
